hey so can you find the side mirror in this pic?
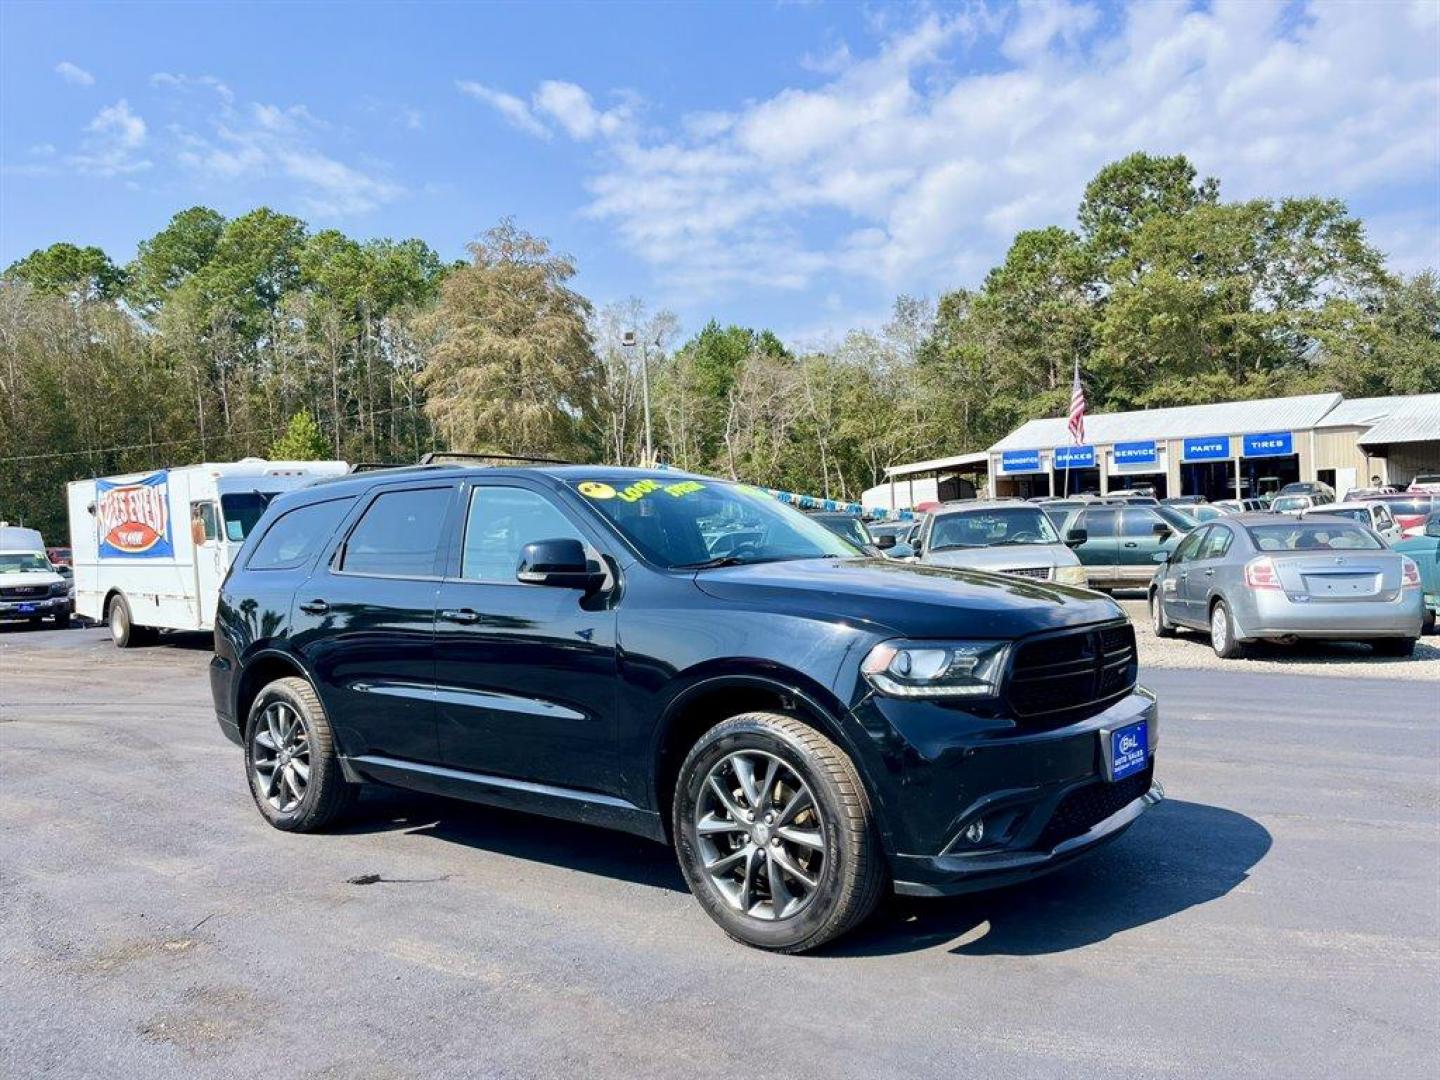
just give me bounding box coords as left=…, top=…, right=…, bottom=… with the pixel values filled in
left=516, top=538, right=604, bottom=590
left=1153, top=550, right=1170, bottom=563
left=889, top=542, right=915, bottom=560
left=875, top=533, right=897, bottom=550
left=1065, top=528, right=1088, bottom=548
left=1427, top=519, right=1440, bottom=539
left=1152, top=522, right=1172, bottom=538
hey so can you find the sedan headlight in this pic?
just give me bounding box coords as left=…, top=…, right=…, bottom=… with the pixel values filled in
left=861, top=640, right=1009, bottom=698
left=1054, top=564, right=1088, bottom=586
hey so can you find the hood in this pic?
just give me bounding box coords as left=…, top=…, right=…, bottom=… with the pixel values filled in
left=0, top=569, right=63, bottom=588
left=691, top=557, right=1122, bottom=639
left=921, top=544, right=1078, bottom=572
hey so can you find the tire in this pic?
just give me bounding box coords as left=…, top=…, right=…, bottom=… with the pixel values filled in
left=1209, top=599, right=1246, bottom=659
left=28, top=617, right=43, bottom=627
left=1423, top=609, right=1436, bottom=637
left=244, top=676, right=356, bottom=832
left=53, top=612, right=71, bottom=629
left=672, top=711, right=886, bottom=954
left=107, top=595, right=152, bottom=648
left=1150, top=591, right=1175, bottom=638
left=1374, top=637, right=1417, bottom=658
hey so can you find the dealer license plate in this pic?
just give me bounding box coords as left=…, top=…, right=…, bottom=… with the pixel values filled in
left=1110, top=720, right=1148, bottom=781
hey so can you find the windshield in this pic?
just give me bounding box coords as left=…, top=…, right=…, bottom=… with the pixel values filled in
left=0, top=553, right=52, bottom=573
left=1155, top=506, right=1199, bottom=531
left=220, top=492, right=277, bottom=542
left=1313, top=508, right=1370, bottom=525
left=1247, top=523, right=1382, bottom=551
left=1272, top=496, right=1309, bottom=512
left=814, top=515, right=872, bottom=549
left=929, top=507, right=1061, bottom=550
left=570, top=477, right=859, bottom=568
left=867, top=521, right=909, bottom=539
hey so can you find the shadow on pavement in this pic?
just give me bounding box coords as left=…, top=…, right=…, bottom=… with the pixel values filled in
left=826, top=799, right=1270, bottom=958
left=334, top=789, right=1269, bottom=954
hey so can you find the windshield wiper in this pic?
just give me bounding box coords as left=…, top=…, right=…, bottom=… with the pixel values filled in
left=675, top=555, right=752, bottom=570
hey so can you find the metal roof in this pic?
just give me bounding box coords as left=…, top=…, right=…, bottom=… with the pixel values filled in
left=884, top=451, right=989, bottom=478
left=1316, top=394, right=1422, bottom=427
left=988, top=393, right=1343, bottom=453
left=1354, top=394, right=1440, bottom=447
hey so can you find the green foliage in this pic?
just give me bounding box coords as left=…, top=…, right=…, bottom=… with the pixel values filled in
left=126, top=206, right=226, bottom=312
left=270, top=409, right=330, bottom=460
left=4, top=243, right=126, bottom=300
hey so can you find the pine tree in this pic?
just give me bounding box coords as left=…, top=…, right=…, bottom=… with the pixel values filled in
left=270, top=409, right=330, bottom=461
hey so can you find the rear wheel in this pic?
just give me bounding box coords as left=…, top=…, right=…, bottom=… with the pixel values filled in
left=1423, top=609, right=1436, bottom=636
left=1150, top=591, right=1175, bottom=638
left=1374, top=637, right=1417, bottom=658
left=1210, top=599, right=1245, bottom=659
left=107, top=595, right=152, bottom=648
left=672, top=712, right=885, bottom=954
left=244, top=676, right=355, bottom=832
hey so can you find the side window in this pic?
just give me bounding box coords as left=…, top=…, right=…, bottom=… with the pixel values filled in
left=1172, top=527, right=1208, bottom=563
left=340, top=487, right=452, bottom=577
left=1120, top=509, right=1161, bottom=538
left=190, top=501, right=219, bottom=544
left=1084, top=509, right=1116, bottom=538
left=1199, top=526, right=1233, bottom=560
left=1375, top=506, right=1393, bottom=528
left=461, top=486, right=584, bottom=582
left=248, top=498, right=354, bottom=571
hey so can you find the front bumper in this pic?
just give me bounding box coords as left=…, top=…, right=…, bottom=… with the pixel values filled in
left=848, top=687, right=1161, bottom=896
left=0, top=596, right=71, bottom=620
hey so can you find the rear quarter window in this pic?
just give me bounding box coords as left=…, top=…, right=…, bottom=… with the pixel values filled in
left=247, top=498, right=355, bottom=571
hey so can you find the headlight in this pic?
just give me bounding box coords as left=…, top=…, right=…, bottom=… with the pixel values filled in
left=861, top=640, right=1009, bottom=698
left=49, top=582, right=69, bottom=597
left=1054, top=564, right=1088, bottom=586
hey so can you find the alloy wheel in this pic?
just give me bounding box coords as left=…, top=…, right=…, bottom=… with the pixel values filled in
left=695, top=749, right=826, bottom=921
left=1211, top=605, right=1228, bottom=651
left=251, top=701, right=312, bottom=813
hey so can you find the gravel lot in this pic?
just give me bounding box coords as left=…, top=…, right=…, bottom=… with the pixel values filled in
left=2, top=623, right=1438, bottom=1080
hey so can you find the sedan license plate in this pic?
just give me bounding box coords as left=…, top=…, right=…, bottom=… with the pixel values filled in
left=1303, top=573, right=1374, bottom=596
left=1109, top=720, right=1148, bottom=781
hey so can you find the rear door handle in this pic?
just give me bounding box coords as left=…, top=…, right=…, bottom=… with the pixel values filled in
left=298, top=598, right=330, bottom=615
left=440, top=608, right=481, bottom=624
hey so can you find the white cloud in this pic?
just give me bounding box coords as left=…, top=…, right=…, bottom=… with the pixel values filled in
left=54, top=61, right=95, bottom=87
left=521, top=1, right=1438, bottom=302
left=457, top=80, right=551, bottom=139
left=69, top=99, right=150, bottom=176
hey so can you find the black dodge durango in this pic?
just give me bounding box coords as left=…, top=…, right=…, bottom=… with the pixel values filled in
left=210, top=464, right=1161, bottom=952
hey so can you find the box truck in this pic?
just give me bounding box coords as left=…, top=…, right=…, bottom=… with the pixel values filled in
left=67, top=459, right=348, bottom=646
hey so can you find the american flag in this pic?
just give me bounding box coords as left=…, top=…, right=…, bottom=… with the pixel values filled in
left=1067, top=359, right=1086, bottom=444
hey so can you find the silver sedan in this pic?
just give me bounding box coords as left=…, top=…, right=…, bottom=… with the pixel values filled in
left=1147, top=513, right=1425, bottom=658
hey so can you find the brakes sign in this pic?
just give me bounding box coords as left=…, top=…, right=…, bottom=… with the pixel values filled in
left=97, top=472, right=174, bottom=558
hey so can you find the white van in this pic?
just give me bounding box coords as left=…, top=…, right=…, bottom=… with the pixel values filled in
left=67, top=459, right=348, bottom=646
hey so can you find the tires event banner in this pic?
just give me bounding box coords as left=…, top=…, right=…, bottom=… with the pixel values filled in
left=97, top=472, right=174, bottom=558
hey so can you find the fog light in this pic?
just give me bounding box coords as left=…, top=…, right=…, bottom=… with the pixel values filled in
left=963, top=820, right=985, bottom=845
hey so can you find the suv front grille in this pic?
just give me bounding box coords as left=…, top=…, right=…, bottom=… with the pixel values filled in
left=0, top=585, right=48, bottom=600
left=1036, top=762, right=1153, bottom=850
left=1005, top=621, right=1137, bottom=722
left=1004, top=566, right=1051, bottom=581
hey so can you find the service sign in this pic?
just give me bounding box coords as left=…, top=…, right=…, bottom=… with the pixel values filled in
left=1053, top=444, right=1095, bottom=469
left=1113, top=440, right=1158, bottom=466
left=1000, top=450, right=1042, bottom=473
left=1182, top=436, right=1231, bottom=462
left=97, top=472, right=173, bottom=558
left=1242, top=431, right=1294, bottom=458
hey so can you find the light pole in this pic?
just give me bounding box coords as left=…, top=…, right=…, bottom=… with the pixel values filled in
left=621, top=330, right=656, bottom=467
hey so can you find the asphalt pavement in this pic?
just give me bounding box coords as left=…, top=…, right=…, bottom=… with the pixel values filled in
left=2, top=624, right=1437, bottom=1079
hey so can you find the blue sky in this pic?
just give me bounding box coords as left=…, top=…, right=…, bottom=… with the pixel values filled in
left=2, top=0, right=1437, bottom=345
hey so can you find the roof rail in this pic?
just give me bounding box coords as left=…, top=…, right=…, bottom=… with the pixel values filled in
left=347, top=462, right=403, bottom=473
left=417, top=451, right=573, bottom=467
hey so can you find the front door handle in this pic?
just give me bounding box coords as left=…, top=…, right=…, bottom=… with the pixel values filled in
left=440, top=608, right=481, bottom=624
left=298, top=598, right=330, bottom=615
left=1123, top=541, right=1139, bottom=548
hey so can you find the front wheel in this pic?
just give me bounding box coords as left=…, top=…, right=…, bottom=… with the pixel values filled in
left=108, top=595, right=152, bottom=648
left=53, top=612, right=71, bottom=629
left=1210, top=599, right=1246, bottom=659
left=672, top=712, right=885, bottom=954
left=1150, top=591, right=1175, bottom=638
left=244, top=677, right=356, bottom=831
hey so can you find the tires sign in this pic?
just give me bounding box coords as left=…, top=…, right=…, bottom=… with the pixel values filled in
left=97, top=472, right=174, bottom=558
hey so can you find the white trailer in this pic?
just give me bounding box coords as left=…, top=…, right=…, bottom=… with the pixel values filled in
left=67, top=458, right=348, bottom=645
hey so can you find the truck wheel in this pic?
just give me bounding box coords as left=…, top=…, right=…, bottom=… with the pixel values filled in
left=107, top=595, right=151, bottom=648
left=244, top=676, right=355, bottom=832
left=53, top=612, right=71, bottom=629
left=1374, top=637, right=1416, bottom=658
left=672, top=712, right=885, bottom=954
left=1210, top=599, right=1246, bottom=659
